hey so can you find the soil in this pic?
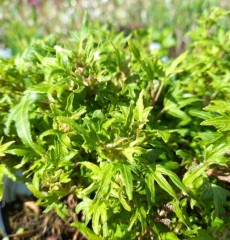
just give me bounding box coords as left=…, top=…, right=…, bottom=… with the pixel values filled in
left=1, top=194, right=87, bottom=240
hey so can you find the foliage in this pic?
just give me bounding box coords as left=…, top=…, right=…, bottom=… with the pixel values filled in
left=0, top=0, right=228, bottom=56
left=0, top=7, right=230, bottom=239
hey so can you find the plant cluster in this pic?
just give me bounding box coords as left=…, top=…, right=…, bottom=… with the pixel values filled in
left=0, top=7, right=230, bottom=239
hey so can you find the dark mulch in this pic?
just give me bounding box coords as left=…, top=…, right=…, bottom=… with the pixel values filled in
left=1, top=194, right=87, bottom=240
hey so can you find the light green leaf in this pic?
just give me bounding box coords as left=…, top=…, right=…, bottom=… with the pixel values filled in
left=166, top=51, right=187, bottom=75
left=75, top=197, right=92, bottom=214
left=119, top=164, right=133, bottom=200
left=97, top=164, right=114, bottom=198
left=65, top=92, right=74, bottom=112
left=156, top=165, right=190, bottom=195
left=128, top=40, right=141, bottom=59
left=0, top=140, right=14, bottom=157
left=201, top=116, right=230, bottom=131
left=26, top=183, right=48, bottom=199
left=92, top=202, right=102, bottom=235
left=92, top=201, right=107, bottom=235
left=134, top=90, right=144, bottom=122
left=76, top=183, right=98, bottom=199
left=128, top=209, right=139, bottom=231
left=203, top=100, right=230, bottom=114
left=0, top=164, right=16, bottom=201
left=156, top=130, right=171, bottom=143
left=134, top=90, right=152, bottom=125
left=5, top=93, right=44, bottom=155
left=152, top=170, right=178, bottom=200
left=119, top=191, right=131, bottom=211
left=79, top=162, right=100, bottom=176
left=71, top=221, right=102, bottom=240
left=172, top=200, right=190, bottom=228
left=183, top=164, right=208, bottom=188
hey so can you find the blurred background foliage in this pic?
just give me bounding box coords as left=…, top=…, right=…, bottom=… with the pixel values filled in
left=0, top=0, right=229, bottom=57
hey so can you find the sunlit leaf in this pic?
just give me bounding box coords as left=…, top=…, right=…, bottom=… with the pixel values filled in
left=71, top=221, right=102, bottom=240
left=119, top=164, right=133, bottom=200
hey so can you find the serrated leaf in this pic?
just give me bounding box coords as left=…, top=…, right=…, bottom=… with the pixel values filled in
left=211, top=184, right=229, bottom=216
left=119, top=164, right=133, bottom=200
left=203, top=100, right=230, bottom=114
left=5, top=93, right=44, bottom=155
left=201, top=116, right=230, bottom=131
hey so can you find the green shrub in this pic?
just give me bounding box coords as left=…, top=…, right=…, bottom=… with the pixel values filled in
left=0, top=7, right=229, bottom=239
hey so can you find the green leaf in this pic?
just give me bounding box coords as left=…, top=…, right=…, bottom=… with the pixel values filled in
left=5, top=93, right=44, bottom=155
left=97, top=164, right=114, bottom=198
left=152, top=170, right=178, bottom=200
left=79, top=162, right=100, bottom=176
left=134, top=90, right=144, bottom=122
left=156, top=165, right=190, bottom=195
left=211, top=184, right=229, bottom=216
left=0, top=164, right=16, bottom=201
left=26, top=183, right=48, bottom=199
left=160, top=232, right=180, bottom=240
left=128, top=209, right=139, bottom=231
left=166, top=51, right=187, bottom=75
left=71, top=221, right=102, bottom=240
left=75, top=197, right=92, bottom=214
left=92, top=202, right=102, bottom=235
left=0, top=140, right=14, bottom=157
left=65, top=92, right=74, bottom=112
left=92, top=201, right=108, bottom=235
left=191, top=229, right=214, bottom=240
left=137, top=205, right=147, bottom=234
left=203, top=100, right=230, bottom=114
left=128, top=40, right=141, bottom=59
left=156, top=130, right=171, bottom=143
left=134, top=90, right=152, bottom=126
left=119, top=164, right=133, bottom=200
left=119, top=191, right=131, bottom=211
left=183, top=164, right=208, bottom=188
left=145, top=173, right=156, bottom=208
left=172, top=200, right=190, bottom=228
left=201, top=116, right=230, bottom=131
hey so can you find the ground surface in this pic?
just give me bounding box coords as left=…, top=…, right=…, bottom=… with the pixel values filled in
left=2, top=194, right=86, bottom=240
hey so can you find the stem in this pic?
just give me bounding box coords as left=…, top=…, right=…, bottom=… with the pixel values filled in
left=154, top=79, right=164, bottom=104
